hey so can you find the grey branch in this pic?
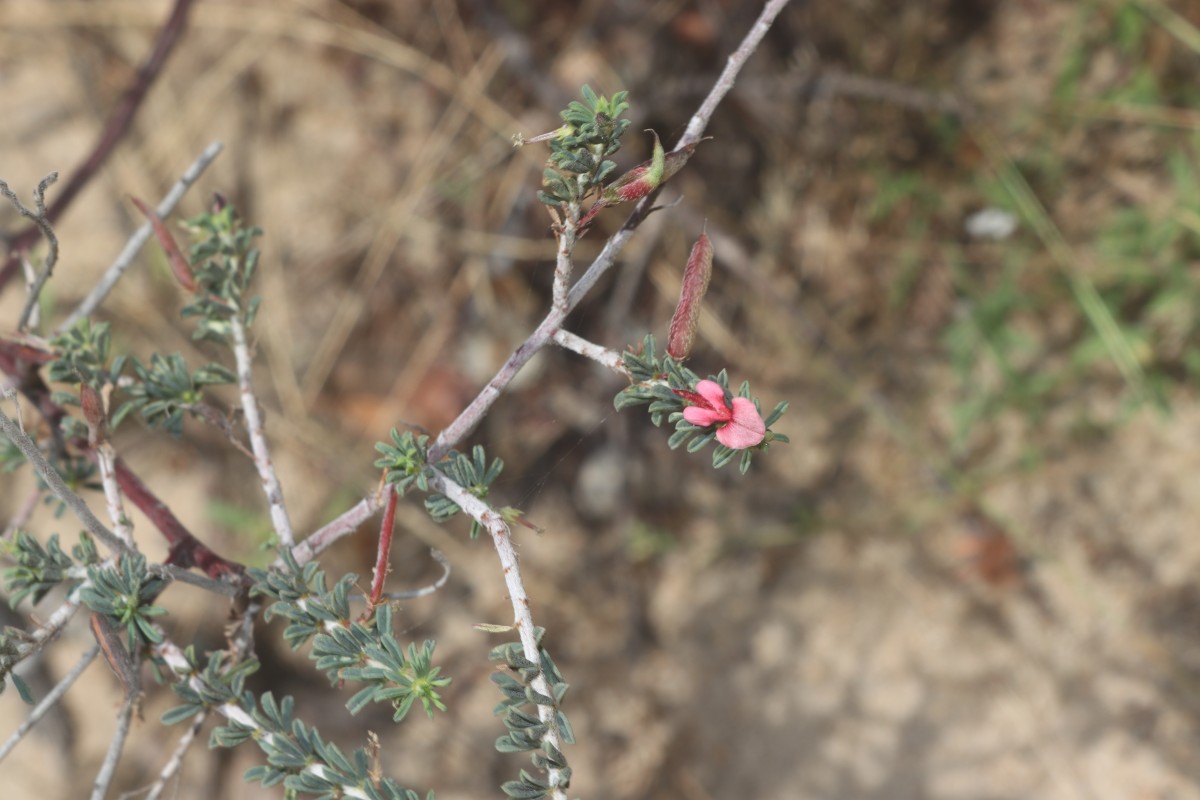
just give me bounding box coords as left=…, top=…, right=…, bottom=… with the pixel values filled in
left=0, top=173, right=60, bottom=332
left=0, top=403, right=128, bottom=556
left=60, top=140, right=224, bottom=332
left=0, top=643, right=100, bottom=763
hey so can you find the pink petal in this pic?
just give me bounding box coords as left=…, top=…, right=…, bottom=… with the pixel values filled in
left=715, top=397, right=766, bottom=449
left=683, top=406, right=725, bottom=427
left=694, top=380, right=729, bottom=408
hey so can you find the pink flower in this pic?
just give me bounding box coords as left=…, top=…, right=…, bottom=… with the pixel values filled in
left=674, top=379, right=766, bottom=449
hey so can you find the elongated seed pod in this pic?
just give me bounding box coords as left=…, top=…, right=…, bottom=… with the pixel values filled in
left=667, top=230, right=714, bottom=359
left=130, top=195, right=197, bottom=292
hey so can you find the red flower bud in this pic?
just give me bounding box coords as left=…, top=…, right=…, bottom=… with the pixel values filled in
left=580, top=134, right=702, bottom=226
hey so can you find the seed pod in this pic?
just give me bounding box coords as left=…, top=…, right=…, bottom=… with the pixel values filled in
left=667, top=230, right=714, bottom=359
left=130, top=196, right=197, bottom=292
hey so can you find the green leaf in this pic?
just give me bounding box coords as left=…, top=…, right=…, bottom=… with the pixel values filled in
left=161, top=703, right=203, bottom=725
left=10, top=673, right=34, bottom=705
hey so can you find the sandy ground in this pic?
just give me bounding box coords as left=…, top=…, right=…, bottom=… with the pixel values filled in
left=2, top=1, right=1200, bottom=798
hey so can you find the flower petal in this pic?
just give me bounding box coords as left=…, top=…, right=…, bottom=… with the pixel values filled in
left=693, top=379, right=729, bottom=409
left=683, top=406, right=725, bottom=427
left=715, top=397, right=766, bottom=449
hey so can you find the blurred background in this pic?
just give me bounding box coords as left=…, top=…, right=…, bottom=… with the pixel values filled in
left=3, top=0, right=1200, bottom=797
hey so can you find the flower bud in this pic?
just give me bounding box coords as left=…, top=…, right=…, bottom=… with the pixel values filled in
left=80, top=382, right=107, bottom=445
left=580, top=134, right=702, bottom=226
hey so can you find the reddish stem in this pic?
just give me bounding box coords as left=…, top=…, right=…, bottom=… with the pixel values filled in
left=0, top=0, right=196, bottom=290
left=111, top=457, right=244, bottom=579
left=364, top=486, right=399, bottom=617
left=0, top=335, right=244, bottom=581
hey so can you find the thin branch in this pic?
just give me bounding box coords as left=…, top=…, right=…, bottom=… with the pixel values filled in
left=0, top=401, right=127, bottom=556
left=142, top=709, right=207, bottom=800
left=153, top=564, right=242, bottom=597
left=681, top=0, right=793, bottom=146
left=151, top=638, right=376, bottom=800
left=428, top=471, right=566, bottom=800
left=90, top=685, right=139, bottom=800
left=367, top=547, right=450, bottom=602
left=551, top=205, right=580, bottom=314
left=0, top=173, right=60, bottom=331
left=95, top=442, right=135, bottom=548
left=0, top=642, right=100, bottom=763
left=0, top=0, right=197, bottom=293
left=551, top=329, right=626, bottom=373
left=61, top=140, right=225, bottom=332
left=111, top=456, right=245, bottom=580
left=2, top=486, right=41, bottom=541
left=291, top=495, right=381, bottom=566
left=3, top=580, right=88, bottom=674
left=230, top=316, right=296, bottom=547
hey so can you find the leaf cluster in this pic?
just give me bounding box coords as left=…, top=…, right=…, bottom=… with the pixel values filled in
left=249, top=550, right=451, bottom=722
left=47, top=319, right=126, bottom=393
left=489, top=633, right=575, bottom=798
left=235, top=691, right=432, bottom=800
left=113, top=352, right=234, bottom=437
left=614, top=335, right=790, bottom=473
left=80, top=552, right=169, bottom=651
left=425, top=445, right=503, bottom=538
left=2, top=530, right=96, bottom=607
left=539, top=84, right=631, bottom=208
left=161, top=646, right=259, bottom=725
left=180, top=203, right=263, bottom=342
left=374, top=431, right=504, bottom=538
left=165, top=649, right=429, bottom=799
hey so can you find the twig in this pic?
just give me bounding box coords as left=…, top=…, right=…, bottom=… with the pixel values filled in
left=2, top=580, right=88, bottom=676
left=551, top=329, right=626, bottom=373
left=111, top=456, right=245, bottom=580
left=0, top=0, right=197, bottom=292
left=95, top=442, right=135, bottom=548
left=0, top=173, right=60, bottom=331
left=230, top=316, right=295, bottom=547
left=152, top=565, right=242, bottom=598
left=681, top=0, right=793, bottom=146
left=62, top=140, right=224, bottom=332
left=90, top=612, right=141, bottom=701
left=551, top=206, right=579, bottom=314
left=0, top=642, right=100, bottom=763
left=142, top=709, right=207, bottom=800
left=2, top=486, right=41, bottom=541
left=389, top=548, right=450, bottom=599
left=0, top=402, right=127, bottom=556
left=90, top=684, right=139, bottom=800
left=366, top=547, right=451, bottom=602
left=291, top=495, right=381, bottom=567
left=428, top=471, right=566, bottom=800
